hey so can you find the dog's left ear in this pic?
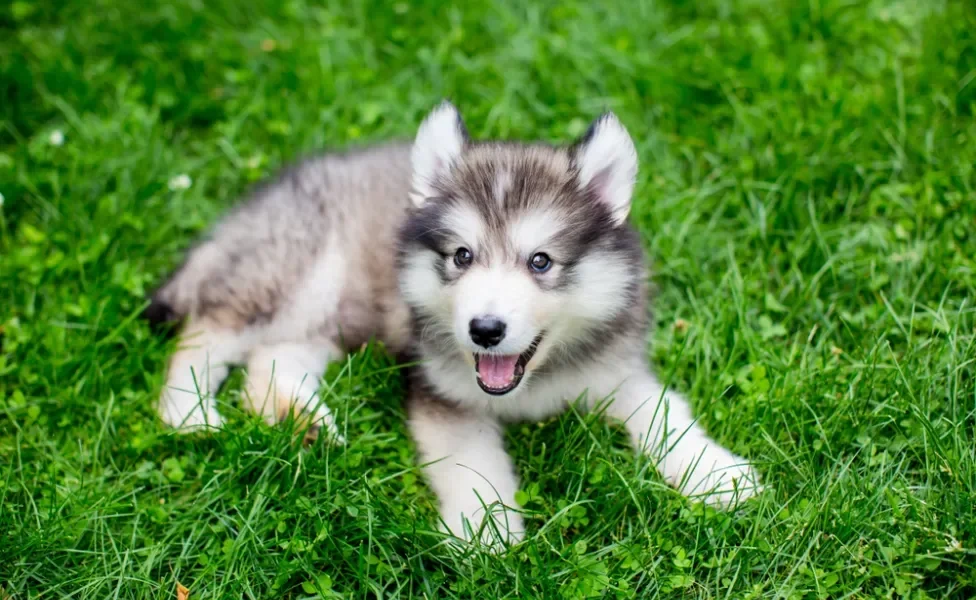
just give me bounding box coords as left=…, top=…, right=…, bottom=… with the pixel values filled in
left=572, top=112, right=638, bottom=225
left=410, top=101, right=469, bottom=208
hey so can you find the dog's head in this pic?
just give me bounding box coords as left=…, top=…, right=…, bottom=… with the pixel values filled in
left=397, top=102, right=645, bottom=397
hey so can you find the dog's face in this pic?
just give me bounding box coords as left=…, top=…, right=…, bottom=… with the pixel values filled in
left=397, top=102, right=643, bottom=396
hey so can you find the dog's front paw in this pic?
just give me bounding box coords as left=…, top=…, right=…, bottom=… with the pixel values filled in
left=440, top=502, right=525, bottom=552
left=668, top=443, right=763, bottom=509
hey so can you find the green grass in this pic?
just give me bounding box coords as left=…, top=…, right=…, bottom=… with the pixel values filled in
left=2, top=0, right=976, bottom=597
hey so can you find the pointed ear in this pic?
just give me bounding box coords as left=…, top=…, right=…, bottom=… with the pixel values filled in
left=410, top=101, right=468, bottom=207
left=572, top=112, right=638, bottom=225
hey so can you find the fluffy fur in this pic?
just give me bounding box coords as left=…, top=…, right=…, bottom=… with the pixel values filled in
left=147, top=101, right=762, bottom=548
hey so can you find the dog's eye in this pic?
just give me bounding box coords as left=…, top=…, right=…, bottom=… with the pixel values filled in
left=454, top=247, right=473, bottom=268
left=529, top=252, right=552, bottom=273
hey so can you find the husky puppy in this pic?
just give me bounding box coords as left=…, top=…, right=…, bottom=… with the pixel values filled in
left=147, top=102, right=762, bottom=546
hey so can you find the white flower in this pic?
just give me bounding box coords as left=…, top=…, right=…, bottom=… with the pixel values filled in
left=945, top=537, right=963, bottom=553
left=49, top=130, right=65, bottom=146
left=0, top=191, right=4, bottom=207
left=168, top=174, right=193, bottom=191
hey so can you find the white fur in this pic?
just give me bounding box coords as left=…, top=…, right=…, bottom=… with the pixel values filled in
left=271, top=237, right=345, bottom=340
left=408, top=400, right=524, bottom=547
left=399, top=252, right=443, bottom=309
left=509, top=210, right=566, bottom=256
left=244, top=342, right=343, bottom=442
left=442, top=204, right=485, bottom=252
left=602, top=369, right=762, bottom=506
left=410, top=102, right=465, bottom=207
left=413, top=354, right=762, bottom=544
left=160, top=324, right=346, bottom=439
left=158, top=322, right=255, bottom=431
left=401, top=216, right=638, bottom=408
left=159, top=236, right=351, bottom=437
left=575, top=113, right=638, bottom=225
left=562, top=250, right=633, bottom=321
left=452, top=266, right=542, bottom=357
left=492, top=168, right=512, bottom=205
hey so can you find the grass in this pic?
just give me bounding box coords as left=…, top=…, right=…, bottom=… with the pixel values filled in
left=2, top=0, right=976, bottom=597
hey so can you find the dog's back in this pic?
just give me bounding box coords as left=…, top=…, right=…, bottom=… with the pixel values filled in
left=150, top=142, right=414, bottom=433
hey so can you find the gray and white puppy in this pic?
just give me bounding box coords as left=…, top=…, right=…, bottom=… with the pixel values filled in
left=147, top=102, right=762, bottom=546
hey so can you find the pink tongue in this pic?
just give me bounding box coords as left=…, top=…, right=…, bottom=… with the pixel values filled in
left=477, top=355, right=519, bottom=389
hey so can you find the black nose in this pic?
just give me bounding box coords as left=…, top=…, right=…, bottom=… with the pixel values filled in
left=469, top=317, right=507, bottom=348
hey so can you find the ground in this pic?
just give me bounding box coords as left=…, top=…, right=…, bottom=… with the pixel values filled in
left=1, top=0, right=975, bottom=598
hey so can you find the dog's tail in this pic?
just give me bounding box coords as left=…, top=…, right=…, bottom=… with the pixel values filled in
left=142, top=270, right=188, bottom=338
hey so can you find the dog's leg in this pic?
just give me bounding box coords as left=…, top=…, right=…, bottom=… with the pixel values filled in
left=243, top=341, right=343, bottom=443
left=603, top=369, right=762, bottom=508
left=407, top=393, right=524, bottom=548
left=158, top=320, right=250, bottom=431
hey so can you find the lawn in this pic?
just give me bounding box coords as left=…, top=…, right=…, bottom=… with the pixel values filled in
left=2, top=0, right=976, bottom=597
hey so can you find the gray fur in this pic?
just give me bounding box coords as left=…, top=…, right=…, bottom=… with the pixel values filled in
left=398, top=141, right=649, bottom=378
left=150, top=143, right=415, bottom=352
left=149, top=103, right=762, bottom=548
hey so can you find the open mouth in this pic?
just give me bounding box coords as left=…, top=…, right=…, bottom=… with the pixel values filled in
left=474, top=335, right=543, bottom=396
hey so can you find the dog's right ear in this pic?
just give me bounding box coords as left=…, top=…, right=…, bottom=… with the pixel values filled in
left=410, top=101, right=468, bottom=208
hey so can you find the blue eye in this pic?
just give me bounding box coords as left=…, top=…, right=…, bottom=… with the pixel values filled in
left=529, top=252, right=552, bottom=273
